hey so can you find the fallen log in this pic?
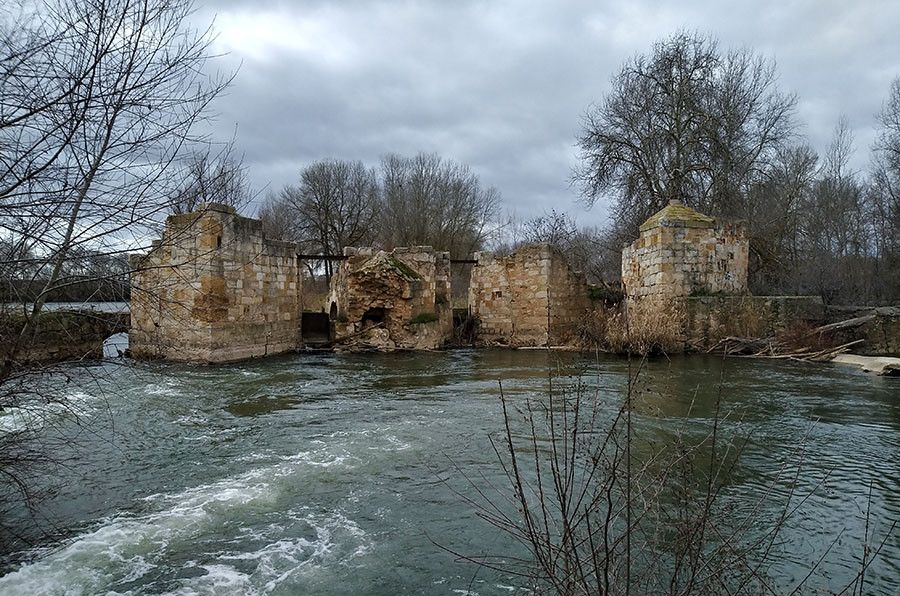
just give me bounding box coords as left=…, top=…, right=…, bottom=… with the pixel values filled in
left=708, top=336, right=865, bottom=363
left=805, top=339, right=866, bottom=362
left=708, top=336, right=777, bottom=355
left=808, top=314, right=875, bottom=336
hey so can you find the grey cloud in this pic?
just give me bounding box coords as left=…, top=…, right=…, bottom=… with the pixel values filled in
left=193, top=0, right=900, bottom=223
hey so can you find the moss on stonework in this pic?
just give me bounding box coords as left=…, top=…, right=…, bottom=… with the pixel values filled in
left=386, top=255, right=421, bottom=280
left=639, top=201, right=715, bottom=232
left=409, top=311, right=439, bottom=325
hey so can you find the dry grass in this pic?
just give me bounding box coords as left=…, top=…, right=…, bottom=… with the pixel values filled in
left=581, top=298, right=685, bottom=355
left=775, top=320, right=829, bottom=352
left=700, top=297, right=770, bottom=345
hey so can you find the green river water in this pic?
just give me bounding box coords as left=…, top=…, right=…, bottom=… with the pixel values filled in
left=0, top=350, right=898, bottom=594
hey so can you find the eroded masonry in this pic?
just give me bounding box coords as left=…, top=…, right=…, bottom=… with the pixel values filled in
left=130, top=201, right=895, bottom=362
left=129, top=205, right=595, bottom=361
left=621, top=199, right=749, bottom=299
left=621, top=200, right=830, bottom=350
left=468, top=244, right=591, bottom=347
left=326, top=247, right=453, bottom=350
left=130, top=205, right=300, bottom=361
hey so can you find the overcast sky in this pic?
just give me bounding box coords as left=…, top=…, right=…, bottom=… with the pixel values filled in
left=194, top=0, right=900, bottom=225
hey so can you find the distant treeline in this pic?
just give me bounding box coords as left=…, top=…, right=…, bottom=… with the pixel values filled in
left=0, top=277, right=129, bottom=303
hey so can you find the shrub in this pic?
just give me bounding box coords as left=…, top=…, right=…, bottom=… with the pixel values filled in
left=580, top=298, right=685, bottom=355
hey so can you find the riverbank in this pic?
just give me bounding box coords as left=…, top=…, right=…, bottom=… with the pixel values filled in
left=0, top=309, right=129, bottom=364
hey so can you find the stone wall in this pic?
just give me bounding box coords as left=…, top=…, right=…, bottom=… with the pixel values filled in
left=622, top=200, right=749, bottom=299
left=469, top=244, right=591, bottom=347
left=681, top=295, right=825, bottom=350
left=1, top=310, right=129, bottom=364
left=129, top=204, right=301, bottom=362
left=326, top=246, right=452, bottom=350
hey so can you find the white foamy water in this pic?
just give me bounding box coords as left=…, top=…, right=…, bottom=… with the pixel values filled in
left=2, top=351, right=898, bottom=595
left=0, top=444, right=367, bottom=595
left=0, top=391, right=97, bottom=435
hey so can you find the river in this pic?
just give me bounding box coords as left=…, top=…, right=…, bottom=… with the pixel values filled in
left=0, top=350, right=897, bottom=594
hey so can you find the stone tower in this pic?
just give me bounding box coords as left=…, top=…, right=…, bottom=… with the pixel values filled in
left=621, top=200, right=748, bottom=299
left=468, top=243, right=591, bottom=347
left=129, top=204, right=301, bottom=362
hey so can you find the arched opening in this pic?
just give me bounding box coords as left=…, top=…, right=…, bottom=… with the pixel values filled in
left=361, top=307, right=386, bottom=327
left=329, top=301, right=338, bottom=320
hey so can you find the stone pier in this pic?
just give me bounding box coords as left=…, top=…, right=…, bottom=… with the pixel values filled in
left=622, top=199, right=749, bottom=299
left=129, top=204, right=301, bottom=362
left=468, top=243, right=591, bottom=347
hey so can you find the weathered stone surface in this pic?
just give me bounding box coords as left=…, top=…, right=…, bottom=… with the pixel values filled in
left=326, top=246, right=452, bottom=351
left=622, top=200, right=749, bottom=299
left=129, top=204, right=301, bottom=362
left=469, top=244, right=591, bottom=347
left=821, top=306, right=900, bottom=356
left=681, top=295, right=825, bottom=350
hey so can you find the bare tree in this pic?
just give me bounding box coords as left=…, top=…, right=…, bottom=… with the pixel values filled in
left=876, top=77, right=900, bottom=174
left=516, top=210, right=613, bottom=283
left=744, top=144, right=818, bottom=294
left=0, top=0, right=229, bottom=547
left=0, top=0, right=229, bottom=369
left=575, top=32, right=797, bottom=231
left=380, top=152, right=500, bottom=258
left=868, top=77, right=900, bottom=301
left=520, top=209, right=579, bottom=248
left=257, top=191, right=299, bottom=243
left=278, top=159, right=379, bottom=281
left=170, top=141, right=252, bottom=215
left=799, top=120, right=872, bottom=302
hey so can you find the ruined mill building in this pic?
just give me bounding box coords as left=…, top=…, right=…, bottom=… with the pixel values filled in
left=130, top=200, right=826, bottom=362
left=129, top=203, right=596, bottom=361
left=129, top=205, right=301, bottom=361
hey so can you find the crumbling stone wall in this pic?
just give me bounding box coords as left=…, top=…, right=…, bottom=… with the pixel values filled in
left=681, top=295, right=825, bottom=350
left=130, top=204, right=301, bottom=362
left=469, top=244, right=591, bottom=347
left=622, top=200, right=749, bottom=299
left=1, top=310, right=129, bottom=364
left=327, top=246, right=452, bottom=350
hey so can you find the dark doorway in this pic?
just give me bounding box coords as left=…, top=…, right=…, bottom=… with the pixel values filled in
left=361, top=307, right=386, bottom=326
left=301, top=312, right=331, bottom=347
left=329, top=301, right=338, bottom=319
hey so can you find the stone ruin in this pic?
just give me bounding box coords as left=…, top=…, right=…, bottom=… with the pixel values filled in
left=622, top=199, right=749, bottom=299
left=468, top=244, right=592, bottom=347
left=128, top=205, right=596, bottom=361
left=129, top=204, right=300, bottom=361
left=620, top=200, right=839, bottom=351
left=126, top=201, right=897, bottom=361
left=325, top=246, right=453, bottom=350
